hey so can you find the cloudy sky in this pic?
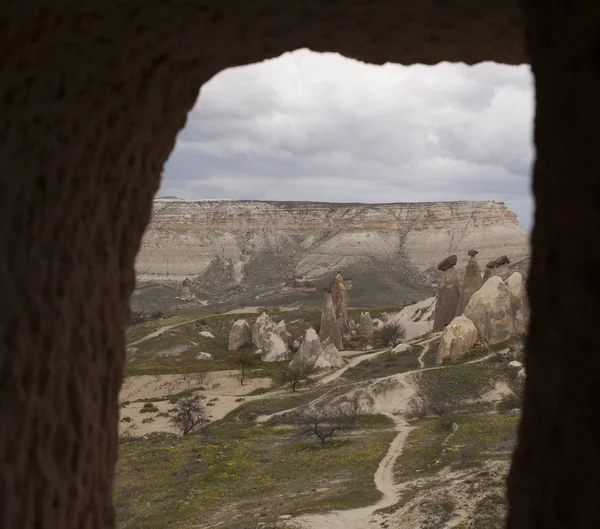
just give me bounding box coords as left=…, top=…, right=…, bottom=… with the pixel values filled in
left=159, top=49, right=535, bottom=230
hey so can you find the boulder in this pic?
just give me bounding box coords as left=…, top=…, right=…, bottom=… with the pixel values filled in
left=319, top=290, right=343, bottom=350
left=506, top=272, right=529, bottom=334
left=358, top=311, right=374, bottom=344
left=314, top=340, right=346, bottom=369
left=228, top=319, right=252, bottom=351
left=252, top=312, right=274, bottom=348
left=509, top=360, right=524, bottom=368
left=437, top=254, right=458, bottom=271
left=392, top=343, right=410, bottom=354
left=433, top=262, right=461, bottom=332
left=260, top=332, right=289, bottom=362
left=464, top=276, right=514, bottom=344
left=436, top=316, right=478, bottom=364
left=199, top=331, right=215, bottom=339
left=456, top=252, right=483, bottom=316
left=195, top=352, right=213, bottom=360
left=290, top=328, right=324, bottom=369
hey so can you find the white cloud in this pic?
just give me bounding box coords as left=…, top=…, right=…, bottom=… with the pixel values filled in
left=160, top=49, right=534, bottom=229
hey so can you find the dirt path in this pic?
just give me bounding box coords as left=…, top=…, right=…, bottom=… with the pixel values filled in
left=282, top=350, right=499, bottom=529
left=128, top=318, right=203, bottom=346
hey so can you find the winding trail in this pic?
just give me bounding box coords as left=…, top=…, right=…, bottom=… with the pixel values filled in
left=128, top=318, right=204, bottom=346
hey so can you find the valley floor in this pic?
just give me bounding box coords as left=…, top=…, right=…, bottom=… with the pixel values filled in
left=117, top=308, right=523, bottom=529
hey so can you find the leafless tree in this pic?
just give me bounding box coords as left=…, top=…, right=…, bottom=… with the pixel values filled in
left=233, top=349, right=256, bottom=386
left=169, top=396, right=210, bottom=436
left=277, top=362, right=316, bottom=392
left=409, top=390, right=457, bottom=418
left=297, top=398, right=362, bottom=445
left=180, top=371, right=207, bottom=389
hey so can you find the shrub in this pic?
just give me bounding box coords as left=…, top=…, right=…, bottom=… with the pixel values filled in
left=497, top=393, right=522, bottom=413
left=142, top=417, right=155, bottom=424
left=129, top=311, right=144, bottom=325
left=140, top=403, right=159, bottom=414
left=150, top=310, right=164, bottom=319
left=374, top=322, right=407, bottom=347
left=119, top=401, right=130, bottom=409
left=120, top=416, right=133, bottom=423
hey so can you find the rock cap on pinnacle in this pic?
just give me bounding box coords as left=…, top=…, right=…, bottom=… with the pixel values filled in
left=437, top=255, right=458, bottom=271
left=486, top=255, right=510, bottom=268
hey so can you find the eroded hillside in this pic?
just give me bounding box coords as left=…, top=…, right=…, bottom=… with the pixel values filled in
left=132, top=199, right=529, bottom=311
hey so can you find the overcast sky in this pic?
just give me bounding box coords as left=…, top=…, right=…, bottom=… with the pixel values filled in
left=159, top=49, right=535, bottom=230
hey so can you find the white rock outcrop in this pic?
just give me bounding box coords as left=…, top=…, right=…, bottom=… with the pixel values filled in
left=314, top=341, right=347, bottom=369
left=436, top=315, right=478, bottom=364
left=290, top=328, right=324, bottom=369
left=464, top=276, right=514, bottom=345
left=195, top=352, right=213, bottom=360
left=199, top=331, right=214, bottom=339
left=228, top=319, right=252, bottom=351
left=274, top=320, right=289, bottom=343
left=260, top=332, right=289, bottom=362
left=252, top=312, right=275, bottom=348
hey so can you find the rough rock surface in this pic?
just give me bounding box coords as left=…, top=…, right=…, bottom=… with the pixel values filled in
left=468, top=249, right=479, bottom=257
left=274, top=320, right=289, bottom=344
left=438, top=254, right=458, bottom=271
left=433, top=266, right=461, bottom=331
left=319, top=290, right=343, bottom=350
left=134, top=200, right=530, bottom=308
left=314, top=341, right=346, bottom=369
left=506, top=272, right=529, bottom=334
left=290, top=328, right=324, bottom=369
left=199, top=331, right=214, bottom=339
left=358, top=311, right=374, bottom=344
left=332, top=273, right=350, bottom=338
left=228, top=319, right=252, bottom=351
left=436, top=316, right=478, bottom=364
left=484, top=256, right=512, bottom=282
left=252, top=312, right=274, bottom=348
left=195, top=352, right=213, bottom=360
left=260, top=332, right=289, bottom=362
left=456, top=253, right=484, bottom=316
left=464, top=276, right=514, bottom=344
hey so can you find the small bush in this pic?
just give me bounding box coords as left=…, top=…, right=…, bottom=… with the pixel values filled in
left=140, top=403, right=159, bottom=414
left=129, top=311, right=144, bottom=325
left=497, top=393, right=521, bottom=413
left=119, top=401, right=130, bottom=409
left=150, top=311, right=164, bottom=319
left=374, top=322, right=407, bottom=347
left=435, top=413, right=459, bottom=433
left=142, top=417, right=155, bottom=424
left=120, top=416, right=133, bottom=423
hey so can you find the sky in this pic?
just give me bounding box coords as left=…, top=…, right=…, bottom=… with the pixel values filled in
left=159, top=49, right=535, bottom=230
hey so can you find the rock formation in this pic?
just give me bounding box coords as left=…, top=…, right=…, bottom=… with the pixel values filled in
left=134, top=200, right=530, bottom=309
left=358, top=312, right=374, bottom=344
left=464, top=276, right=514, bottom=344
left=319, top=288, right=343, bottom=350
left=433, top=255, right=461, bottom=331
left=181, top=278, right=196, bottom=301
left=199, top=331, right=214, bottom=339
left=331, top=272, right=350, bottom=338
left=456, top=250, right=483, bottom=316
left=314, top=340, right=346, bottom=369
left=228, top=319, right=252, bottom=351
left=260, top=332, right=289, bottom=362
left=290, top=328, right=324, bottom=369
left=436, top=315, right=478, bottom=364
left=506, top=272, right=529, bottom=334
left=274, top=320, right=289, bottom=344
left=483, top=255, right=511, bottom=282
left=195, top=352, right=213, bottom=360
left=252, top=312, right=274, bottom=348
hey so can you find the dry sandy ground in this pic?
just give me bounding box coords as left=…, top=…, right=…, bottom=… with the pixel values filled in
left=119, top=371, right=272, bottom=437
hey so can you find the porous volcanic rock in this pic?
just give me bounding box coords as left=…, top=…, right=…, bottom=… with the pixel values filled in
left=464, top=276, right=514, bottom=344
left=433, top=259, right=461, bottom=331
left=260, top=332, right=289, bottom=362
left=252, top=312, right=275, bottom=348
left=290, top=328, right=324, bottom=369
left=332, top=272, right=350, bottom=339
left=228, top=319, right=252, bottom=351
left=319, top=290, right=343, bottom=350
left=436, top=316, right=478, bottom=364
left=456, top=252, right=484, bottom=316
left=506, top=272, right=529, bottom=334
left=358, top=311, right=374, bottom=344
left=314, top=340, right=346, bottom=369
left=484, top=255, right=512, bottom=282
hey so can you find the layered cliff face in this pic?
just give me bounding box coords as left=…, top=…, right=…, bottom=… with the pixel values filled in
left=133, top=199, right=530, bottom=309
